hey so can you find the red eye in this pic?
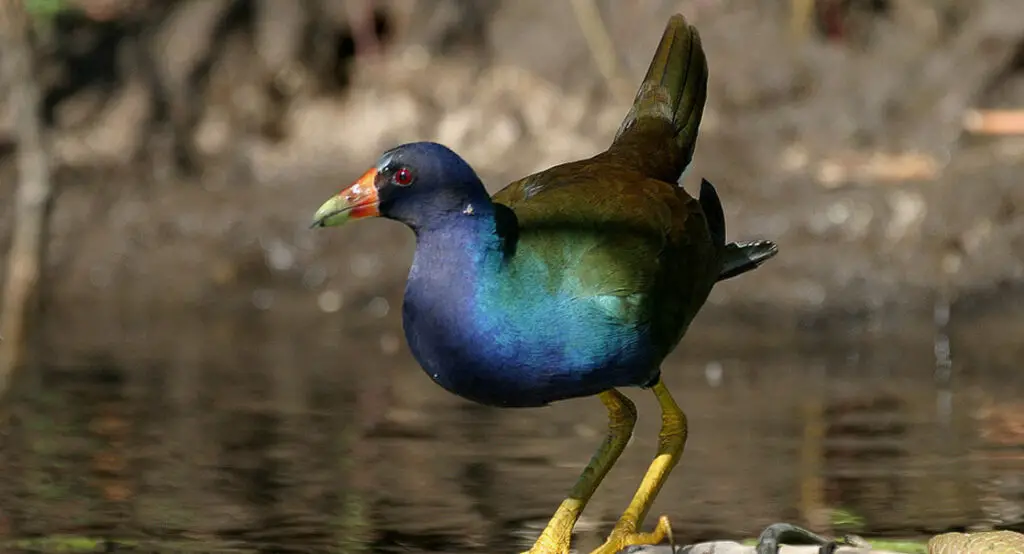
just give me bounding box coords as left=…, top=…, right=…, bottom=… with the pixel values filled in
left=393, top=168, right=413, bottom=186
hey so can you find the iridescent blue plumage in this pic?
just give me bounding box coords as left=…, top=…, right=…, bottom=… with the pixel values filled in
left=367, top=140, right=769, bottom=408
left=398, top=154, right=662, bottom=406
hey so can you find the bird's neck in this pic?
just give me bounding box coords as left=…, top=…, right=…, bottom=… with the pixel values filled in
left=402, top=199, right=506, bottom=373
left=406, top=198, right=505, bottom=297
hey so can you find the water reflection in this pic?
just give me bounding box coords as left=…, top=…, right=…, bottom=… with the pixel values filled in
left=1, top=307, right=1023, bottom=552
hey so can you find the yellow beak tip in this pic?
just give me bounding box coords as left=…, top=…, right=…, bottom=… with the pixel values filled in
left=311, top=198, right=351, bottom=229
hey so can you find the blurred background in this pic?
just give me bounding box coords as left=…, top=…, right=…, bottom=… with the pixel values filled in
left=0, top=0, right=1023, bottom=551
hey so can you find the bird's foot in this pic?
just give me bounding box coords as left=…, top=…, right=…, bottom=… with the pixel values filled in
left=589, top=514, right=673, bottom=554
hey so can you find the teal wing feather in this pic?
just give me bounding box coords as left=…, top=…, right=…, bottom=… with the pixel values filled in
left=490, top=14, right=718, bottom=353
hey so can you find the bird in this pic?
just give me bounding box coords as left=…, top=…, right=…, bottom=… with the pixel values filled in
left=311, top=13, right=778, bottom=554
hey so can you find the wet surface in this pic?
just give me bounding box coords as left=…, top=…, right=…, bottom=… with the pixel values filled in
left=2, top=301, right=1023, bottom=553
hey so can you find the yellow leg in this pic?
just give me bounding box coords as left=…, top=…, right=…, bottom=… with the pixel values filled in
left=590, top=378, right=687, bottom=554
left=524, top=389, right=637, bottom=554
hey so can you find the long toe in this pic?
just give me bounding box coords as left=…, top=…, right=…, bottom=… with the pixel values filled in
left=589, top=515, right=673, bottom=554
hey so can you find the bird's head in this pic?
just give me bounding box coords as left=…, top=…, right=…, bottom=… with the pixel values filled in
left=311, top=142, right=489, bottom=231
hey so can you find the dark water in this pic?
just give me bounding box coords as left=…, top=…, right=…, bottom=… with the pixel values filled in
left=2, top=303, right=1024, bottom=553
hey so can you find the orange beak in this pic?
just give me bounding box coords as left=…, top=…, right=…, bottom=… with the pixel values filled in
left=310, top=168, right=381, bottom=228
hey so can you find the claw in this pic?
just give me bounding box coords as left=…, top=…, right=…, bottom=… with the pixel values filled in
left=590, top=515, right=673, bottom=554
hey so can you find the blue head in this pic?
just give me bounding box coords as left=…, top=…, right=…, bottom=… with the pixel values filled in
left=311, top=142, right=492, bottom=232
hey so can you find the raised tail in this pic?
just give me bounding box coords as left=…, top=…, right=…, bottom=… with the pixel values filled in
left=610, top=16, right=774, bottom=282
left=611, top=14, right=708, bottom=182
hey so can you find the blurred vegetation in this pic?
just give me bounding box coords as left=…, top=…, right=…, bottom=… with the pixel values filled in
left=828, top=508, right=866, bottom=534
left=0, top=2, right=1022, bottom=551
left=24, top=0, right=67, bottom=19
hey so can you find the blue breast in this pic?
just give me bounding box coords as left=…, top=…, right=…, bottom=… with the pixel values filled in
left=401, top=232, right=659, bottom=407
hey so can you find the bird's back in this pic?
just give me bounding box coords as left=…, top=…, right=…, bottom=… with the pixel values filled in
left=490, top=14, right=720, bottom=359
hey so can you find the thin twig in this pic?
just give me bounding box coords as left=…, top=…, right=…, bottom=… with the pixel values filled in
left=963, top=109, right=1024, bottom=135
left=789, top=0, right=817, bottom=41
left=0, top=0, right=55, bottom=411
left=568, top=0, right=631, bottom=99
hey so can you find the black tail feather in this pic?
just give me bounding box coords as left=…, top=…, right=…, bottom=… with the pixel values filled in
left=699, top=178, right=726, bottom=249
left=718, top=240, right=778, bottom=282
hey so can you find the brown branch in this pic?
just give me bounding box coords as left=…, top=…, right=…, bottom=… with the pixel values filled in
left=963, top=109, right=1024, bottom=135
left=0, top=0, right=55, bottom=410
